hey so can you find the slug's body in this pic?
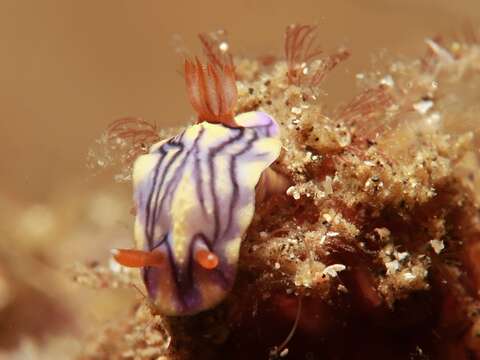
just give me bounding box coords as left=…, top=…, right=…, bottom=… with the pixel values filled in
left=132, top=112, right=280, bottom=315
left=113, top=34, right=284, bottom=315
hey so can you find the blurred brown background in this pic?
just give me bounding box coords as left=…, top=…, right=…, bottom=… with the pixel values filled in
left=1, top=0, right=479, bottom=203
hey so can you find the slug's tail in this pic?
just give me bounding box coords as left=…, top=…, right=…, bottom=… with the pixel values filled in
left=184, top=33, right=238, bottom=127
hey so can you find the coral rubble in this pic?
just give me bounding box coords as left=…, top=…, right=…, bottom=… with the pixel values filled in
left=81, top=27, right=480, bottom=359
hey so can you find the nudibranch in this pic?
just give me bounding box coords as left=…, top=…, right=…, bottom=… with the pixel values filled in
left=112, top=36, right=283, bottom=316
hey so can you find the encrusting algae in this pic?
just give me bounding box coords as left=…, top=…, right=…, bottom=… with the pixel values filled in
left=76, top=25, right=480, bottom=359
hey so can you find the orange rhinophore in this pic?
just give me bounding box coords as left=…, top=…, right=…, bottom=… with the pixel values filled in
left=184, top=33, right=238, bottom=127
left=285, top=24, right=350, bottom=87
left=194, top=249, right=219, bottom=270
left=112, top=248, right=165, bottom=268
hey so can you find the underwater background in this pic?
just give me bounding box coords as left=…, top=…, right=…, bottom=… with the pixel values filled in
left=1, top=1, right=480, bottom=359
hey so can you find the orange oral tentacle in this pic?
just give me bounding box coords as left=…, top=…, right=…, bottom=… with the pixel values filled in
left=195, top=249, right=219, bottom=270
left=112, top=249, right=164, bottom=268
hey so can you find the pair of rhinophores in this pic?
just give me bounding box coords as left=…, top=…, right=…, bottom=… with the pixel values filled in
left=112, top=26, right=340, bottom=316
